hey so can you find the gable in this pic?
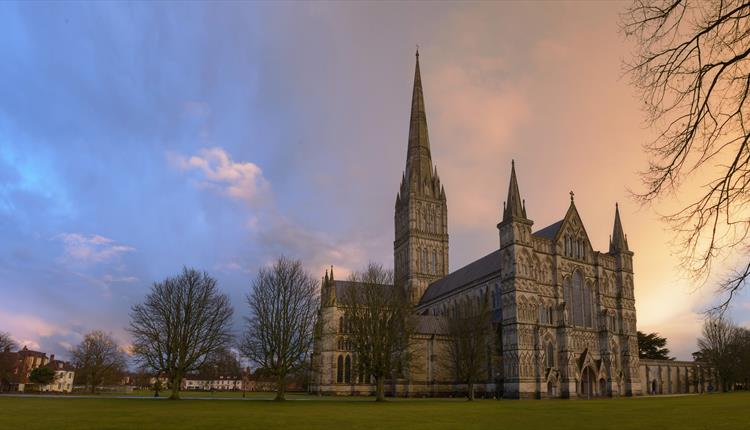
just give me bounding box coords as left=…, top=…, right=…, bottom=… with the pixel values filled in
left=554, top=203, right=593, bottom=258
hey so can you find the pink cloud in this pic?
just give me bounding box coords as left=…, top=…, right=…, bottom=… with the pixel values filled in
left=168, top=147, right=270, bottom=205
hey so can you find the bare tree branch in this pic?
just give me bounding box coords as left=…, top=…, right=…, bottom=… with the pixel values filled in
left=623, top=0, right=750, bottom=311
left=70, top=330, right=127, bottom=394
left=341, top=263, right=415, bottom=402
left=442, top=292, right=493, bottom=400
left=240, top=256, right=319, bottom=401
left=129, top=267, right=234, bottom=400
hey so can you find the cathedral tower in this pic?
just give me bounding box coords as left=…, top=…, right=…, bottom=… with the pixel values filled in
left=394, top=51, right=449, bottom=303
left=497, top=161, right=536, bottom=398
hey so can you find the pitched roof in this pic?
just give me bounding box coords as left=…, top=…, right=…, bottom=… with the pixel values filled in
left=533, top=219, right=564, bottom=240
left=47, top=360, right=74, bottom=372
left=419, top=249, right=502, bottom=305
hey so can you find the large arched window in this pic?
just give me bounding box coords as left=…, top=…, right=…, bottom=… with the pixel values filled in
left=336, top=355, right=344, bottom=383
left=546, top=342, right=555, bottom=368
left=563, top=276, right=572, bottom=322
left=344, top=355, right=352, bottom=384
left=573, top=271, right=583, bottom=326
left=583, top=282, right=593, bottom=328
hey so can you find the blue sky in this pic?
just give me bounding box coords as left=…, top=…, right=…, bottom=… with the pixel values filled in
left=1, top=1, right=748, bottom=360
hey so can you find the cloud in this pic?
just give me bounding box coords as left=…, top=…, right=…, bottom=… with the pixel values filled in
left=171, top=147, right=373, bottom=278
left=56, top=233, right=135, bottom=264
left=0, top=310, right=76, bottom=352
left=168, top=147, right=271, bottom=206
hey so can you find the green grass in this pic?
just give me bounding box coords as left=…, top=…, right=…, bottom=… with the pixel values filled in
left=1, top=392, right=748, bottom=430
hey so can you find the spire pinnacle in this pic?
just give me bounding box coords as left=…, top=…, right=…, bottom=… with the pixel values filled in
left=404, top=50, right=433, bottom=192
left=610, top=202, right=629, bottom=253
left=503, top=160, right=527, bottom=221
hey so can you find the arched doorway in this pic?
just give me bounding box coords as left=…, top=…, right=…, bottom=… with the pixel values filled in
left=599, top=378, right=607, bottom=397
left=547, top=380, right=557, bottom=398
left=580, top=367, right=595, bottom=399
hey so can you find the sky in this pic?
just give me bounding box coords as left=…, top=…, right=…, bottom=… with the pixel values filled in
left=1, top=1, right=748, bottom=361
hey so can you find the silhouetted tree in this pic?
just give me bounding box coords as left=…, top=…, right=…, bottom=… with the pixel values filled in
left=240, top=256, right=318, bottom=401
left=443, top=293, right=493, bottom=400
left=637, top=331, right=673, bottom=360
left=696, top=315, right=747, bottom=391
left=0, top=332, right=15, bottom=353
left=342, top=263, right=415, bottom=402
left=0, top=332, right=17, bottom=392
left=129, top=267, right=234, bottom=400
left=199, top=347, right=242, bottom=380
left=623, top=0, right=750, bottom=310
left=71, top=330, right=127, bottom=393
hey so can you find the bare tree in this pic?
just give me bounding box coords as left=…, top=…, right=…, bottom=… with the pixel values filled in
left=129, top=267, right=234, bottom=400
left=442, top=293, right=493, bottom=400
left=697, top=315, right=736, bottom=391
left=240, top=256, right=319, bottom=401
left=342, top=263, right=415, bottom=402
left=70, top=330, right=127, bottom=393
left=199, top=347, right=242, bottom=380
left=622, top=0, right=750, bottom=311
left=0, top=332, right=15, bottom=353
left=0, top=331, right=17, bottom=392
left=697, top=314, right=750, bottom=390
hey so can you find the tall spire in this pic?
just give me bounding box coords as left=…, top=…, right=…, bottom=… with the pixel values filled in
left=405, top=48, right=433, bottom=188
left=503, top=160, right=527, bottom=221
left=610, top=203, right=629, bottom=253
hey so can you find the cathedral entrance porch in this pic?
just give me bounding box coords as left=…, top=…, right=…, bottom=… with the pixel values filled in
left=581, top=366, right=596, bottom=399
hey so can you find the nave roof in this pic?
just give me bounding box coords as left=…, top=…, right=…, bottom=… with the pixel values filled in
left=419, top=249, right=501, bottom=306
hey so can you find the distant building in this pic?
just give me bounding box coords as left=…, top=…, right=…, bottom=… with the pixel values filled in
left=0, top=347, right=75, bottom=393
left=182, top=374, right=243, bottom=391
left=41, top=355, right=75, bottom=393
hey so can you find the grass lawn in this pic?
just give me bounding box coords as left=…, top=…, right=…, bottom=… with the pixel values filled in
left=1, top=392, right=748, bottom=430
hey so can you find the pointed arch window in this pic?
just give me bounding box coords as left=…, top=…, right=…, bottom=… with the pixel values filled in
left=563, top=276, right=572, bottom=322
left=583, top=282, right=592, bottom=328
left=336, top=355, right=344, bottom=383
left=573, top=271, right=583, bottom=326
left=546, top=342, right=555, bottom=368
left=344, top=355, right=352, bottom=384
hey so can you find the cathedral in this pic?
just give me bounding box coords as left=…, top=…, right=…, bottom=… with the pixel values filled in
left=310, top=52, right=715, bottom=399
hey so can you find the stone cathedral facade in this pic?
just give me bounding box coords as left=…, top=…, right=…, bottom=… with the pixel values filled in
left=309, top=53, right=714, bottom=399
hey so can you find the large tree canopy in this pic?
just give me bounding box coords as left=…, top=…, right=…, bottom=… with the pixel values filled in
left=623, top=0, right=750, bottom=311
left=129, top=267, right=234, bottom=400
left=70, top=330, right=127, bottom=393
left=341, top=263, right=415, bottom=402
left=240, top=256, right=318, bottom=401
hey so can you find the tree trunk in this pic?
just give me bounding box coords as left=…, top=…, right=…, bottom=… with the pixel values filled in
left=169, top=374, right=181, bottom=400
left=275, top=375, right=286, bottom=401
left=375, top=377, right=385, bottom=402
left=468, top=382, right=475, bottom=401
